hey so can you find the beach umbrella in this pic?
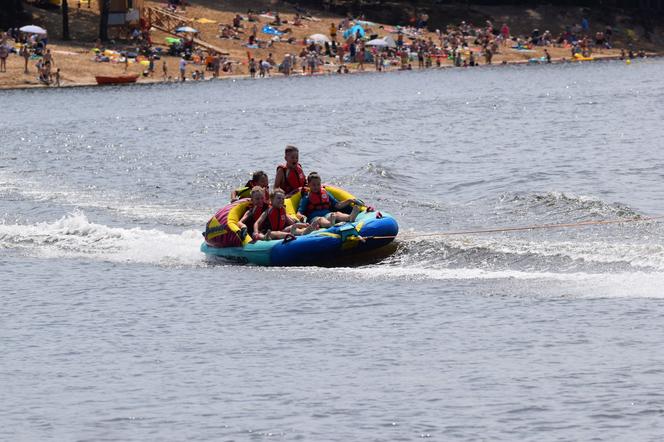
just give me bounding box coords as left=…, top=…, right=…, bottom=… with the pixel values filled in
left=366, top=38, right=388, bottom=47
left=383, top=35, right=397, bottom=48
left=175, top=26, right=198, bottom=33
left=308, top=33, right=330, bottom=43
left=20, top=25, right=47, bottom=35
left=343, top=24, right=365, bottom=39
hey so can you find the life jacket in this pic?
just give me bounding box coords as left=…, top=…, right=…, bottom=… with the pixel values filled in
left=245, top=202, right=268, bottom=233
left=235, top=181, right=269, bottom=201
left=306, top=188, right=331, bottom=214
left=276, top=163, right=306, bottom=195
left=263, top=206, right=287, bottom=232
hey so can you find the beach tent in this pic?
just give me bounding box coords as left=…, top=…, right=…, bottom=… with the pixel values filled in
left=308, top=33, right=330, bottom=43
left=343, top=24, right=365, bottom=39
left=20, top=25, right=47, bottom=35
left=262, top=24, right=284, bottom=36
left=175, top=26, right=198, bottom=33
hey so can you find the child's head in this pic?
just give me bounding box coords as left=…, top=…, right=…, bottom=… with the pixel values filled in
left=250, top=186, right=265, bottom=206
left=284, top=145, right=299, bottom=166
left=307, top=172, right=322, bottom=192
left=270, top=189, right=286, bottom=208
left=252, top=170, right=269, bottom=187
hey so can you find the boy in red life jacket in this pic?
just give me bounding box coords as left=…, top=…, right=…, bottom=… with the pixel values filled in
left=253, top=189, right=313, bottom=241
left=231, top=170, right=270, bottom=202
left=273, top=145, right=307, bottom=196
left=297, top=172, right=361, bottom=229
left=236, top=186, right=269, bottom=241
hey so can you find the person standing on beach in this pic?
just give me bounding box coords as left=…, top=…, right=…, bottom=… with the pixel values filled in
left=544, top=48, right=551, bottom=63
left=279, top=55, right=288, bottom=76
left=162, top=60, right=168, bottom=80
left=179, top=57, right=186, bottom=82
left=20, top=44, right=30, bottom=74
left=501, top=23, right=510, bottom=46
left=148, top=55, right=155, bottom=77
left=0, top=43, right=8, bottom=73
left=43, top=49, right=54, bottom=67
left=329, top=22, right=337, bottom=41
left=357, top=44, right=365, bottom=71
left=249, top=58, right=257, bottom=77
left=484, top=47, right=492, bottom=65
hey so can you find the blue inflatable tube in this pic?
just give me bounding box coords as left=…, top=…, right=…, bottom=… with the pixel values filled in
left=201, top=210, right=398, bottom=266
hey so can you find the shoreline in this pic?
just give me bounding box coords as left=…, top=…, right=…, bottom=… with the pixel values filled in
left=1, top=52, right=659, bottom=92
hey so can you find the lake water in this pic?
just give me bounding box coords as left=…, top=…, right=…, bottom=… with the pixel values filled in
left=2, top=59, right=664, bottom=440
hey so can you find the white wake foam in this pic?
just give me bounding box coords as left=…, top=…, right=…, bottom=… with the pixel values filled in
left=0, top=170, right=210, bottom=226
left=402, top=235, right=664, bottom=271
left=325, top=265, right=664, bottom=298
left=0, top=212, right=204, bottom=267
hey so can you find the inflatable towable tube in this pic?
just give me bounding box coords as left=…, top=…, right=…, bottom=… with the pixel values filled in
left=201, top=185, right=399, bottom=266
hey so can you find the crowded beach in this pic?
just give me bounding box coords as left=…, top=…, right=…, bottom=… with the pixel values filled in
left=0, top=0, right=656, bottom=89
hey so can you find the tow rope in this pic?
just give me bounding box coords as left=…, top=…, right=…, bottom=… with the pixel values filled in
left=366, top=214, right=664, bottom=241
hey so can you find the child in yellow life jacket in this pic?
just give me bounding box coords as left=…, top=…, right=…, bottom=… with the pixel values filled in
left=231, top=170, right=270, bottom=202
left=297, top=172, right=360, bottom=229
left=253, top=189, right=313, bottom=241
left=236, top=186, right=270, bottom=241
left=274, top=145, right=307, bottom=196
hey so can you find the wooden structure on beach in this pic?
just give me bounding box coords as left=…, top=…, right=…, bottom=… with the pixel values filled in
left=144, top=6, right=228, bottom=55
left=99, top=0, right=144, bottom=27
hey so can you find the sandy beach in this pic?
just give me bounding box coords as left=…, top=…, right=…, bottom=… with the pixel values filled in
left=0, top=0, right=660, bottom=90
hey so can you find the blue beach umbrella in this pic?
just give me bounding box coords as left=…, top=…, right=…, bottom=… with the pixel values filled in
left=343, top=24, right=365, bottom=39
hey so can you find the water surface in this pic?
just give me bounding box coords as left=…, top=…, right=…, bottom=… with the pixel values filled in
left=2, top=59, right=664, bottom=440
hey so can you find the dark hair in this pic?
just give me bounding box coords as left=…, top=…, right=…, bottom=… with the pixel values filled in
left=252, top=170, right=267, bottom=182
left=307, top=171, right=321, bottom=182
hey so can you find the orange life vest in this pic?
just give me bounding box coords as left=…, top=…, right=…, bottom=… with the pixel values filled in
left=263, top=206, right=287, bottom=232
left=306, top=188, right=331, bottom=214
left=245, top=202, right=268, bottom=232
left=276, top=163, right=306, bottom=195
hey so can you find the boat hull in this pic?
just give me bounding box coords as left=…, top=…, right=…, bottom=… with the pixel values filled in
left=95, top=74, right=139, bottom=85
